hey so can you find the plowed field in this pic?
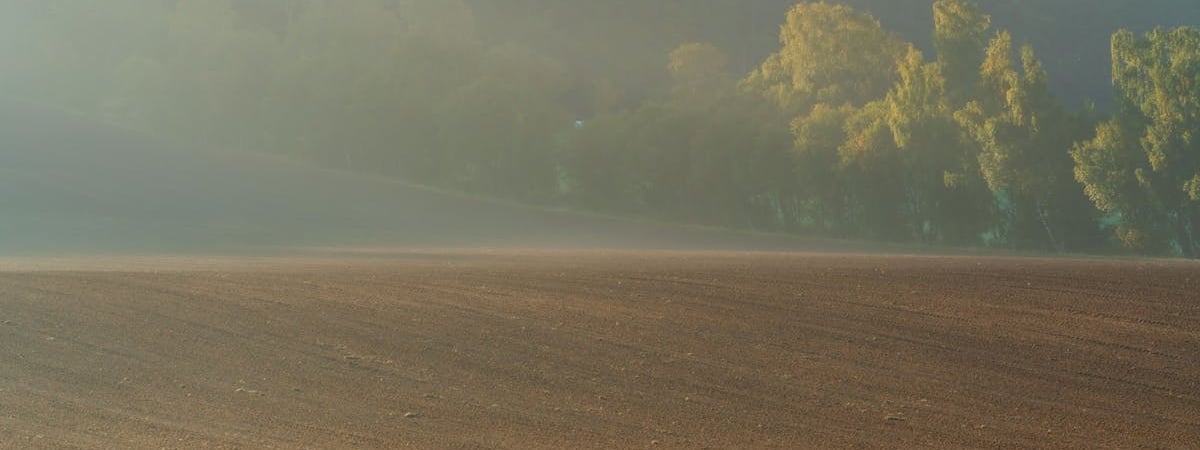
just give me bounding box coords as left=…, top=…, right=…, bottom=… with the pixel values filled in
left=1, top=250, right=1198, bottom=448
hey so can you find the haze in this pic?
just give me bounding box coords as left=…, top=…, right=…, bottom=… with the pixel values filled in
left=1, top=0, right=1199, bottom=256
left=1, top=2, right=1199, bottom=448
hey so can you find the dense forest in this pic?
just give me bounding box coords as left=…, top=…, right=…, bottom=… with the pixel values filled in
left=3, top=0, right=1200, bottom=256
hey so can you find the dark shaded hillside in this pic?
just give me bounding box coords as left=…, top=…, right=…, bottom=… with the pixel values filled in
left=0, top=100, right=842, bottom=254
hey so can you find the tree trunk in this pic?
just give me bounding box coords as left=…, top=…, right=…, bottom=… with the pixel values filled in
left=1176, top=208, right=1197, bottom=259
left=1035, top=197, right=1063, bottom=253
left=1189, top=209, right=1200, bottom=259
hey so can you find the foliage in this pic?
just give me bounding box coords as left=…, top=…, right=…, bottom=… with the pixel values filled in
left=7, top=1, right=1199, bottom=257
left=562, top=43, right=794, bottom=229
left=933, top=0, right=990, bottom=106
left=956, top=31, right=1102, bottom=251
left=742, top=2, right=904, bottom=115
left=886, top=45, right=992, bottom=244
left=1074, top=27, right=1200, bottom=256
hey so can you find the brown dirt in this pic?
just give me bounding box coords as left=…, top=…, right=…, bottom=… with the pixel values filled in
left=1, top=250, right=1198, bottom=449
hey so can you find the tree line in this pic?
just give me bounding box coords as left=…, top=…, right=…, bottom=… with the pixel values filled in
left=8, top=0, right=1200, bottom=256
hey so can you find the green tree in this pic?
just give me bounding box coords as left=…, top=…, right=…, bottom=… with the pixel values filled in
left=743, top=3, right=929, bottom=240
left=667, top=43, right=733, bottom=110
left=559, top=111, right=647, bottom=212
left=563, top=43, right=795, bottom=229
left=933, top=0, right=991, bottom=106
left=435, top=44, right=571, bottom=201
left=837, top=100, right=910, bottom=240
left=886, top=45, right=992, bottom=244
left=1072, top=118, right=1166, bottom=252
left=791, top=103, right=856, bottom=234
left=1074, top=27, right=1200, bottom=256
left=956, top=32, right=1081, bottom=250
left=742, top=2, right=903, bottom=115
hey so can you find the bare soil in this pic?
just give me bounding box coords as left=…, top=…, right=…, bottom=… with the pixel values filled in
left=1, top=250, right=1197, bottom=449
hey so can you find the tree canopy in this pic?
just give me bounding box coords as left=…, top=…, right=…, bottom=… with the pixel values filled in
left=1074, top=27, right=1200, bottom=256
left=6, top=0, right=1200, bottom=257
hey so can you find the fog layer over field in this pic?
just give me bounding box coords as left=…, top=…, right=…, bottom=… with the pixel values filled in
left=3, top=1, right=1200, bottom=256
left=0, top=100, right=838, bottom=254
